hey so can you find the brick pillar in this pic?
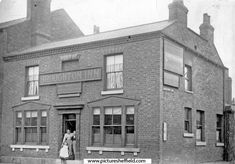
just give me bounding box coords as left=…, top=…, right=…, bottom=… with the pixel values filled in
left=224, top=107, right=235, bottom=161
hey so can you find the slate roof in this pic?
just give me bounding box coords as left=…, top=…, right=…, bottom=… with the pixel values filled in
left=5, top=19, right=224, bottom=67
left=8, top=20, right=174, bottom=55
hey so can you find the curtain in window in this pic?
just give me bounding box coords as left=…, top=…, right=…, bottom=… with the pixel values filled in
left=106, top=55, right=123, bottom=89
left=27, top=66, right=39, bottom=96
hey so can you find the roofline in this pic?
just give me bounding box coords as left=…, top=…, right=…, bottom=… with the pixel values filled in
left=3, top=30, right=163, bottom=62
left=4, top=20, right=173, bottom=59
left=0, top=17, right=27, bottom=29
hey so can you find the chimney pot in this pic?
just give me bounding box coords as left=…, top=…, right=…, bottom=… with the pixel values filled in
left=203, top=13, right=210, bottom=24
left=93, top=25, right=100, bottom=34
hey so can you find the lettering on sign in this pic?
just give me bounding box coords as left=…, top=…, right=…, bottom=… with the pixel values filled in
left=40, top=68, right=102, bottom=85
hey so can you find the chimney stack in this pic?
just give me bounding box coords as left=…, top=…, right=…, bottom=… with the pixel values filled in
left=168, top=0, right=188, bottom=26
left=199, top=13, right=214, bottom=43
left=27, top=0, right=52, bottom=46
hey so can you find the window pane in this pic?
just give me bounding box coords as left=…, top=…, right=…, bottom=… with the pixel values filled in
left=17, top=112, right=22, bottom=118
left=126, top=126, right=135, bottom=145
left=32, top=111, right=37, bottom=117
left=41, top=117, right=47, bottom=126
left=115, top=72, right=123, bottom=88
left=41, top=127, right=47, bottom=143
left=104, top=115, right=112, bottom=125
left=126, top=107, right=134, bottom=114
left=92, top=127, right=100, bottom=144
left=93, top=115, right=100, bottom=125
left=126, top=115, right=134, bottom=125
left=25, top=127, right=37, bottom=142
left=93, top=108, right=100, bottom=115
left=115, top=55, right=123, bottom=64
left=196, top=129, right=202, bottom=140
left=105, top=108, right=112, bottom=114
left=16, top=128, right=22, bottom=143
left=113, top=126, right=121, bottom=145
left=27, top=66, right=39, bottom=96
left=113, top=115, right=121, bottom=125
left=16, top=112, right=22, bottom=126
left=26, top=111, right=31, bottom=118
left=25, top=118, right=31, bottom=126
left=107, top=73, right=116, bottom=89
left=104, top=126, right=113, bottom=145
left=185, top=121, right=189, bottom=131
left=42, top=111, right=47, bottom=117
left=113, top=107, right=121, bottom=115
left=106, top=56, right=115, bottom=72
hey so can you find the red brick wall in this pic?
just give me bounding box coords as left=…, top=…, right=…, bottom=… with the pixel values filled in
left=161, top=47, right=224, bottom=163
left=1, top=36, right=162, bottom=163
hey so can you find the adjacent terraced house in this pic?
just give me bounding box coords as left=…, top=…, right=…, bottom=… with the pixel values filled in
left=0, top=0, right=233, bottom=163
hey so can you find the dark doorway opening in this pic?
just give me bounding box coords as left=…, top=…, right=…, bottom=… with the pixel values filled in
left=63, top=114, right=76, bottom=135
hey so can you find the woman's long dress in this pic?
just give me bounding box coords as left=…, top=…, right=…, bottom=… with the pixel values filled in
left=62, top=133, right=74, bottom=159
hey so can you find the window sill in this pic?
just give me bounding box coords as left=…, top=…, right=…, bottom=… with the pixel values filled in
left=183, top=133, right=194, bottom=138
left=216, top=143, right=224, bottom=147
left=86, top=146, right=139, bottom=156
left=21, top=96, right=40, bottom=101
left=184, top=90, right=193, bottom=94
left=196, top=141, right=206, bottom=146
left=10, top=144, right=49, bottom=152
left=101, top=89, right=124, bottom=95
left=58, top=93, right=80, bottom=98
left=163, top=87, right=174, bottom=93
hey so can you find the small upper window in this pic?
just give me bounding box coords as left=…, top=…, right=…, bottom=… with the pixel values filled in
left=105, top=54, right=123, bottom=90
left=184, top=108, right=192, bottom=133
left=216, top=114, right=223, bottom=143
left=184, top=65, right=192, bottom=91
left=26, top=66, right=39, bottom=96
left=196, top=110, right=205, bottom=142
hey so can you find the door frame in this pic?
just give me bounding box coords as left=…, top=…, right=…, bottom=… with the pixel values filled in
left=55, top=104, right=83, bottom=160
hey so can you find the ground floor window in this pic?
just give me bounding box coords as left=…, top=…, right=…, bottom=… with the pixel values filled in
left=91, top=106, right=135, bottom=147
left=15, top=110, right=48, bottom=144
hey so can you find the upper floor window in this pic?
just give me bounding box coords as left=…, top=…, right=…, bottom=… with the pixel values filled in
left=216, top=114, right=223, bottom=143
left=196, top=110, right=205, bottom=142
left=184, top=65, right=192, bottom=91
left=26, top=66, right=39, bottom=96
left=15, top=110, right=48, bottom=144
left=105, top=54, right=123, bottom=90
left=184, top=107, right=192, bottom=133
left=91, top=106, right=135, bottom=147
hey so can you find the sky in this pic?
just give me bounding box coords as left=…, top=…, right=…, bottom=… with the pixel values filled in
left=0, top=0, right=234, bottom=98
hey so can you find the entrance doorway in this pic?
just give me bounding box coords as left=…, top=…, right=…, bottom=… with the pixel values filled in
left=63, top=114, right=76, bottom=134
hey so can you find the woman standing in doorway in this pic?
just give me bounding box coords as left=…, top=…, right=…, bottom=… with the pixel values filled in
left=62, top=129, right=74, bottom=159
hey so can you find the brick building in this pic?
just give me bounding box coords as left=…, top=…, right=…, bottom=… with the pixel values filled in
left=0, top=0, right=232, bottom=163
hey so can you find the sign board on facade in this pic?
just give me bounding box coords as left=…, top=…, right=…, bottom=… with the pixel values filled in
left=40, top=67, right=102, bottom=85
